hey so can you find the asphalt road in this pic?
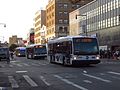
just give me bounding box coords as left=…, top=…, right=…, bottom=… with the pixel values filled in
left=0, top=57, right=120, bottom=90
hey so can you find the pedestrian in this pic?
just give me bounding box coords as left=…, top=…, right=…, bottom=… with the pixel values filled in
left=10, top=51, right=14, bottom=60
left=114, top=50, right=120, bottom=60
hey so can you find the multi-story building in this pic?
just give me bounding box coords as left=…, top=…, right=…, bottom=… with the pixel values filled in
left=34, top=10, right=46, bottom=44
left=40, top=25, right=46, bottom=44
left=27, top=28, right=34, bottom=45
left=46, top=0, right=93, bottom=41
left=70, top=0, right=120, bottom=50
left=9, top=35, right=23, bottom=46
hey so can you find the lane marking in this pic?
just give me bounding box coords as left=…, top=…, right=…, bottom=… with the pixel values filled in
left=83, top=74, right=111, bottom=83
left=23, top=75, right=38, bottom=87
left=108, top=71, right=120, bottom=75
left=8, top=76, right=19, bottom=88
left=16, top=71, right=28, bottom=73
left=54, top=75, right=88, bottom=90
left=40, top=76, right=51, bottom=86
left=83, top=80, right=92, bottom=84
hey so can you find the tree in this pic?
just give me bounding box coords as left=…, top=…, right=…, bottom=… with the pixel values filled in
left=9, top=44, right=18, bottom=51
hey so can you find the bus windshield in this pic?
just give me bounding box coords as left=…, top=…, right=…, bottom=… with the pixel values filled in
left=34, top=47, right=47, bottom=54
left=73, top=38, right=99, bottom=55
left=18, top=50, right=25, bottom=53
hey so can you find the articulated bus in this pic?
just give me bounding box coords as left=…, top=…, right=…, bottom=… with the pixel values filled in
left=15, top=47, right=26, bottom=57
left=26, top=44, right=47, bottom=59
left=47, top=36, right=100, bottom=66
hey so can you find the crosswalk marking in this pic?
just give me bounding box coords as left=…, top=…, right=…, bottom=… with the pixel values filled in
left=23, top=75, right=38, bottom=87
left=12, top=63, right=23, bottom=67
left=0, top=65, right=5, bottom=67
left=83, top=80, right=92, bottom=84
left=22, top=63, right=30, bottom=66
left=38, top=63, right=48, bottom=65
left=16, top=64, right=23, bottom=67
left=9, top=64, right=13, bottom=67
left=16, top=71, right=28, bottom=73
left=31, top=63, right=39, bottom=66
left=40, top=76, right=51, bottom=86
left=83, top=74, right=111, bottom=83
left=108, top=71, right=120, bottom=75
left=54, top=75, right=88, bottom=90
left=8, top=76, right=19, bottom=88
left=7, top=62, right=48, bottom=67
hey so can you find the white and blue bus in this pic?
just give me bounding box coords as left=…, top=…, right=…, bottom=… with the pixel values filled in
left=15, top=47, right=26, bottom=57
left=26, top=44, right=47, bottom=59
left=47, top=36, right=100, bottom=66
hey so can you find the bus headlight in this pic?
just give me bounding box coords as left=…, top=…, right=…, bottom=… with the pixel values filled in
left=18, top=53, right=20, bottom=55
left=34, top=55, right=37, bottom=56
left=73, top=56, right=77, bottom=60
left=96, top=55, right=100, bottom=59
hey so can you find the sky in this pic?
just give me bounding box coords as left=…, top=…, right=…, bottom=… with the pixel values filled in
left=0, top=0, right=48, bottom=43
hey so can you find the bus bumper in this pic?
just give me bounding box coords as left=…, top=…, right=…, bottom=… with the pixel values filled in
left=72, top=60, right=100, bottom=65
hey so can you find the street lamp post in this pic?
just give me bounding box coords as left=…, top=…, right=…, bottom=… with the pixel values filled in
left=76, top=14, right=87, bottom=36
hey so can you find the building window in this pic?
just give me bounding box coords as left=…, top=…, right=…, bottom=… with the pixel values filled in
left=64, top=27, right=68, bottom=33
left=59, top=12, right=62, bottom=16
left=59, top=19, right=63, bottom=23
left=59, top=3, right=63, bottom=8
left=59, top=27, right=63, bottom=32
left=64, top=11, right=68, bottom=15
left=76, top=4, right=80, bottom=8
left=64, top=4, right=68, bottom=8
left=64, top=20, right=68, bottom=24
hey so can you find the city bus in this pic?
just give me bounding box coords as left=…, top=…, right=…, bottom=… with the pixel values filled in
left=15, top=47, right=26, bottom=57
left=47, top=36, right=100, bottom=66
left=26, top=44, right=47, bottom=59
